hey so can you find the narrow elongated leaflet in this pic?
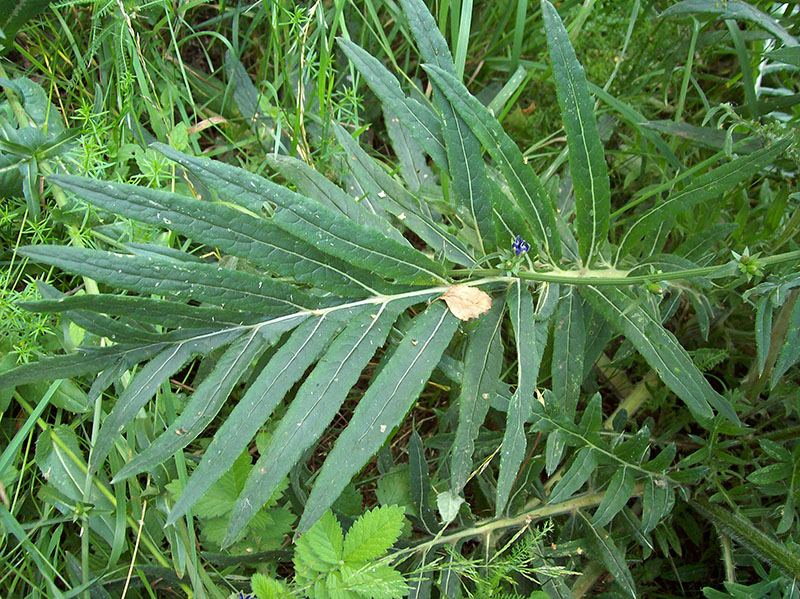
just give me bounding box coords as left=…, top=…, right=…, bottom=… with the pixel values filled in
left=264, top=154, right=404, bottom=243
left=771, top=296, right=800, bottom=389
left=20, top=294, right=262, bottom=329
left=384, top=106, right=434, bottom=192
left=451, top=293, right=506, bottom=496
left=113, top=317, right=304, bottom=481
left=641, top=477, right=671, bottom=533
left=0, top=342, right=167, bottom=389
left=337, top=38, right=447, bottom=171
left=617, top=139, right=790, bottom=260
left=226, top=300, right=412, bottom=545
left=167, top=315, right=343, bottom=524
left=579, top=513, right=637, bottom=598
left=552, top=288, right=585, bottom=417
left=580, top=285, right=736, bottom=423
left=49, top=174, right=389, bottom=297
left=299, top=303, right=459, bottom=532
left=548, top=447, right=597, bottom=504
left=90, top=328, right=244, bottom=472
left=542, top=1, right=610, bottom=266
left=19, top=246, right=319, bottom=313
left=332, top=123, right=474, bottom=267
left=496, top=281, right=548, bottom=514
left=593, top=467, right=635, bottom=527
left=424, top=65, right=561, bottom=260
left=156, top=144, right=446, bottom=285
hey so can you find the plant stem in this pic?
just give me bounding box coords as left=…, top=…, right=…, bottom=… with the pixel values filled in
left=406, top=485, right=645, bottom=555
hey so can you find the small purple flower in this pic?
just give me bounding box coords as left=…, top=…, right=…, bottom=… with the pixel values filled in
left=512, top=235, right=530, bottom=256
left=238, top=593, right=254, bottom=599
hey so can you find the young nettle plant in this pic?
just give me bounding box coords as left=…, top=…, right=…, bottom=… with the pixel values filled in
left=1, top=0, right=798, bottom=595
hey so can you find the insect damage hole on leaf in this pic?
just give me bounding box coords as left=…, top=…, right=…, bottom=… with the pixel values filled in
left=438, top=285, right=492, bottom=321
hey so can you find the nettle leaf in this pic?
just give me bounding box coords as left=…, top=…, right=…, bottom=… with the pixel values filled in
left=295, top=510, right=344, bottom=574
left=542, top=0, right=610, bottom=266
left=342, top=505, right=406, bottom=564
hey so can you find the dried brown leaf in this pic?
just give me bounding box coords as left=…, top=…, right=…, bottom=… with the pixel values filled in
left=439, top=285, right=492, bottom=321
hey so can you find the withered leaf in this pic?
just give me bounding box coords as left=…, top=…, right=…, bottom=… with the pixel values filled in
left=439, top=285, right=492, bottom=321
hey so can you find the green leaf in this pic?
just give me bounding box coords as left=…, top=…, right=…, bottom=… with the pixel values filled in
left=767, top=47, right=800, bottom=68
left=754, top=296, right=772, bottom=376
left=49, top=174, right=388, bottom=298
left=552, top=288, right=585, bottom=417
left=545, top=430, right=566, bottom=476
left=450, top=293, right=506, bottom=495
left=113, top=322, right=299, bottom=481
left=542, top=1, right=610, bottom=265
left=771, top=295, right=800, bottom=388
left=155, top=144, right=446, bottom=285
left=593, top=467, right=635, bottom=527
left=299, top=303, right=458, bottom=532
left=342, top=505, right=406, bottom=564
left=580, top=285, right=737, bottom=423
left=408, top=429, right=437, bottom=531
left=0, top=343, right=166, bottom=389
left=641, top=478, right=671, bottom=533
left=496, top=281, right=548, bottom=514
left=617, top=139, right=790, bottom=260
left=384, top=106, right=435, bottom=191
left=294, top=510, right=344, bottom=572
left=0, top=0, right=54, bottom=48
left=337, top=38, right=447, bottom=170
left=337, top=564, right=408, bottom=599
left=422, top=65, right=561, bottom=260
left=19, top=245, right=319, bottom=313
left=580, top=513, right=637, bottom=599
left=548, top=447, right=596, bottom=504
left=662, top=0, right=798, bottom=47
left=332, top=124, right=474, bottom=266
left=90, top=328, right=243, bottom=472
left=167, top=315, right=343, bottom=525
left=227, top=300, right=412, bottom=545
left=399, top=0, right=456, bottom=73
left=20, top=293, right=262, bottom=329
left=692, top=498, right=800, bottom=579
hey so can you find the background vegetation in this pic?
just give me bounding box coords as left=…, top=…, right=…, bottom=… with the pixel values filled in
left=1, top=0, right=798, bottom=598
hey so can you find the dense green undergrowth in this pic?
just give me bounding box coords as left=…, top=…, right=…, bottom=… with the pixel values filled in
left=1, top=1, right=799, bottom=598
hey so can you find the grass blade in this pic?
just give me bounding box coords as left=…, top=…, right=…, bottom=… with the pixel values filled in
left=298, top=303, right=458, bottom=533
left=542, top=0, right=610, bottom=266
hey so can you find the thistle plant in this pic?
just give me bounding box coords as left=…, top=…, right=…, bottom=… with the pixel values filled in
left=2, top=0, right=799, bottom=597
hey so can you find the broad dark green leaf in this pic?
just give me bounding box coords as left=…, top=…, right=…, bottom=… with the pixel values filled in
left=548, top=447, right=596, bottom=504
left=580, top=514, right=637, bottom=598
left=0, top=343, right=167, bottom=389
left=113, top=319, right=302, bottom=481
left=423, top=65, right=561, bottom=260
left=542, top=1, right=610, bottom=266
left=226, top=300, right=412, bottom=545
left=617, top=139, right=790, bottom=260
left=496, top=281, right=548, bottom=515
left=90, top=328, right=244, bottom=472
left=49, top=174, right=388, bottom=297
left=0, top=0, right=54, bottom=49
left=337, top=38, right=447, bottom=170
left=19, top=246, right=319, bottom=313
left=593, top=467, right=635, bottom=527
left=399, top=0, right=456, bottom=73
left=450, top=294, right=506, bottom=496
left=21, top=294, right=262, bottom=329
left=298, top=303, right=458, bottom=532
left=580, top=285, right=737, bottom=423
left=662, top=0, right=798, bottom=47
left=167, top=315, right=344, bottom=524
left=156, top=144, right=446, bottom=285
left=552, top=288, right=585, bottom=418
